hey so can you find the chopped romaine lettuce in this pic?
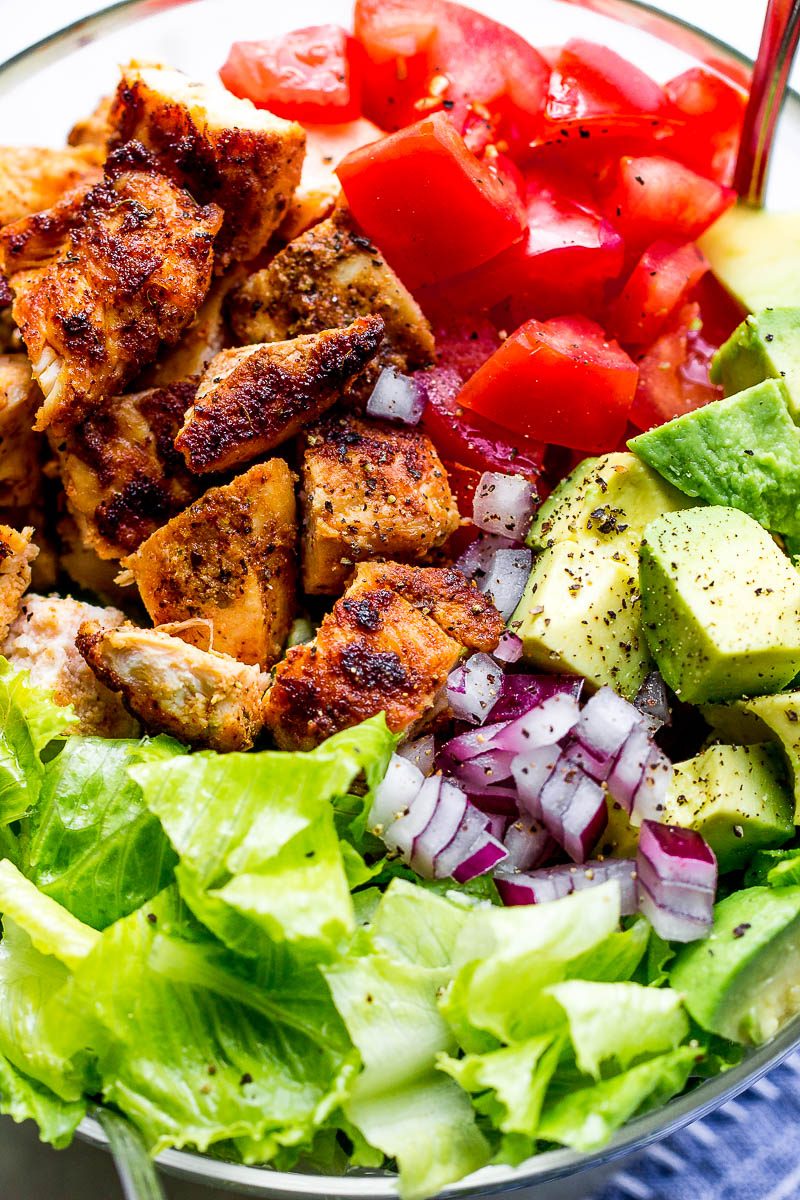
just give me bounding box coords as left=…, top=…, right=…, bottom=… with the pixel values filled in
left=0, top=659, right=74, bottom=828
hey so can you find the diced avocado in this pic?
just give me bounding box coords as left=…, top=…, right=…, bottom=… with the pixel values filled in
left=630, top=379, right=800, bottom=538
left=711, top=309, right=800, bottom=418
left=639, top=507, right=800, bottom=704
left=699, top=207, right=800, bottom=312
left=594, top=796, right=639, bottom=859
left=670, top=886, right=800, bottom=1044
left=511, top=540, right=649, bottom=698
left=704, top=691, right=800, bottom=821
left=663, top=745, right=793, bottom=872
left=528, top=453, right=693, bottom=552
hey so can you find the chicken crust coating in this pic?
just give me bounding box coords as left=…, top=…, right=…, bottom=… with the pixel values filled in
left=0, top=355, right=42, bottom=507
left=76, top=620, right=270, bottom=752
left=0, top=524, right=37, bottom=642
left=109, top=63, right=305, bottom=269
left=301, top=414, right=459, bottom=594
left=123, top=459, right=297, bottom=669
left=264, top=570, right=463, bottom=751
left=228, top=208, right=434, bottom=398
left=50, top=380, right=202, bottom=560
left=2, top=594, right=139, bottom=737
left=176, top=314, right=384, bottom=474
left=0, top=145, right=103, bottom=228
left=137, top=271, right=237, bottom=389
left=0, top=150, right=222, bottom=431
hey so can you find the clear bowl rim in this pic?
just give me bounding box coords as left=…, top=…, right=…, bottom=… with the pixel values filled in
left=1, top=0, right=798, bottom=1193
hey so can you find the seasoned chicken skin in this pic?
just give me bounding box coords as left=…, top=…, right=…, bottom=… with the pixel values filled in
left=0, top=355, right=42, bottom=507
left=2, top=594, right=139, bottom=737
left=137, top=272, right=238, bottom=389
left=109, top=63, right=305, bottom=268
left=176, top=315, right=384, bottom=474
left=67, top=96, right=114, bottom=154
left=229, top=208, right=435, bottom=398
left=264, top=563, right=503, bottom=750
left=0, top=145, right=103, bottom=228
left=123, top=459, right=297, bottom=668
left=50, top=380, right=202, bottom=560
left=76, top=620, right=270, bottom=751
left=301, top=414, right=459, bottom=594
left=0, top=150, right=222, bottom=431
left=0, top=525, right=37, bottom=642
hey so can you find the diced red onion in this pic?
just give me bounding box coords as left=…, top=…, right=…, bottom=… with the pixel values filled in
left=451, top=829, right=508, bottom=882
left=572, top=686, right=644, bottom=779
left=467, top=787, right=520, bottom=815
left=434, top=804, right=491, bottom=879
left=630, top=746, right=672, bottom=825
left=454, top=533, right=520, bottom=584
left=490, top=693, right=580, bottom=756
left=634, top=671, right=671, bottom=733
left=479, top=548, right=532, bottom=619
left=369, top=754, right=424, bottom=833
left=490, top=673, right=583, bottom=722
left=495, top=858, right=637, bottom=914
left=538, top=758, right=607, bottom=863
left=494, top=631, right=523, bottom=664
left=483, top=812, right=509, bottom=841
left=606, top=722, right=652, bottom=813
left=397, top=735, right=436, bottom=776
left=446, top=653, right=503, bottom=725
left=511, top=744, right=562, bottom=815
left=473, top=472, right=537, bottom=540
left=636, top=820, right=716, bottom=943
left=450, top=748, right=516, bottom=789
left=383, top=774, right=441, bottom=861
left=411, top=778, right=467, bottom=879
left=440, top=722, right=512, bottom=764
left=503, top=817, right=555, bottom=871
left=366, top=367, right=425, bottom=424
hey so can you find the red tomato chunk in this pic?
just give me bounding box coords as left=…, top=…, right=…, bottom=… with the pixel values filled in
left=665, top=67, right=747, bottom=185
left=607, top=155, right=735, bottom=257
left=544, top=40, right=671, bottom=138
left=458, top=316, right=638, bottom=453
left=607, top=240, right=709, bottom=347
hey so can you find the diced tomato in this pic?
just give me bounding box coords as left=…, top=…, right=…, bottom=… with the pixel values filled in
left=336, top=111, right=526, bottom=289
left=433, top=316, right=502, bottom=378
left=607, top=240, right=709, bottom=347
left=416, top=168, right=624, bottom=322
left=543, top=40, right=672, bottom=142
left=441, top=460, right=482, bottom=515
left=606, top=155, right=735, bottom=258
left=665, top=68, right=747, bottom=185
left=458, top=315, right=638, bottom=453
left=353, top=0, right=550, bottom=156
left=629, top=301, right=722, bottom=430
left=220, top=26, right=363, bottom=123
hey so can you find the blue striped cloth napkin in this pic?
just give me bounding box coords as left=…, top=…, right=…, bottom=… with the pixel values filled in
left=593, top=1051, right=800, bottom=1200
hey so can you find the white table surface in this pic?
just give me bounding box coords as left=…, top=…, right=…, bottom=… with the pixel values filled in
left=0, top=0, right=782, bottom=1196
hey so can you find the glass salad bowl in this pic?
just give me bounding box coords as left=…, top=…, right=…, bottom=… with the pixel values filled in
left=2, top=0, right=800, bottom=1194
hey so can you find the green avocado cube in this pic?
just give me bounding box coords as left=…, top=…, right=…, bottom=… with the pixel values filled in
left=711, top=308, right=800, bottom=419
left=639, top=506, right=800, bottom=704
left=512, top=539, right=649, bottom=699
left=528, top=452, right=693, bottom=552
left=670, top=886, right=800, bottom=1045
left=704, top=690, right=800, bottom=821
left=663, top=744, right=793, bottom=872
left=630, top=379, right=800, bottom=538
left=700, top=207, right=800, bottom=312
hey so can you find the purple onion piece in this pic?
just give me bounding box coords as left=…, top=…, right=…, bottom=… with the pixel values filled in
left=538, top=758, right=607, bottom=862
left=467, top=787, right=521, bottom=815
left=383, top=775, right=442, bottom=861
left=483, top=812, right=509, bottom=841
left=489, top=693, right=580, bottom=756
left=494, top=630, right=523, bottom=664
left=473, top=471, right=537, bottom=540
left=637, top=821, right=717, bottom=888
left=454, top=533, right=521, bottom=584
left=503, top=817, right=555, bottom=871
left=479, top=548, right=532, bottom=620
left=451, top=830, right=508, bottom=882
left=410, top=778, right=466, bottom=879
left=446, top=653, right=503, bottom=725
left=630, top=747, right=673, bottom=825
left=369, top=754, right=424, bottom=833
left=573, top=686, right=644, bottom=778
left=511, top=744, right=562, bottom=817
left=635, top=820, right=716, bottom=943
left=440, top=721, right=512, bottom=765
left=397, top=735, right=436, bottom=776
left=490, top=673, right=583, bottom=722
left=434, top=803, right=491, bottom=879
left=495, top=859, right=637, bottom=914
left=606, top=723, right=652, bottom=813
left=366, top=367, right=426, bottom=424
left=449, top=749, right=516, bottom=789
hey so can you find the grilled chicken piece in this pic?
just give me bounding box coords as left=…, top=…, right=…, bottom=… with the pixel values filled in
left=109, top=63, right=305, bottom=269
left=51, top=380, right=202, bottom=560
left=229, top=208, right=435, bottom=399
left=0, top=355, right=42, bottom=507
left=57, top=513, right=144, bottom=609
left=264, top=562, right=503, bottom=750
left=0, top=146, right=103, bottom=228
left=0, top=525, right=37, bottom=641
left=301, top=414, right=459, bottom=594
left=76, top=620, right=270, bottom=751
left=123, top=459, right=297, bottom=668
left=176, top=315, right=384, bottom=474
left=279, top=118, right=383, bottom=241
left=2, top=594, right=139, bottom=736
left=137, top=272, right=239, bottom=389
left=67, top=96, right=114, bottom=154
left=0, top=151, right=222, bottom=431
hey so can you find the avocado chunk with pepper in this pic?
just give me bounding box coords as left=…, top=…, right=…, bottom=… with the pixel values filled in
left=639, top=506, right=800, bottom=704
left=700, top=207, right=800, bottom=313
left=528, top=452, right=693, bottom=552
left=670, top=886, right=800, bottom=1045
left=663, top=744, right=794, bottom=872
left=704, top=691, right=800, bottom=822
left=630, top=379, right=800, bottom=538
left=711, top=308, right=800, bottom=419
left=512, top=539, right=649, bottom=699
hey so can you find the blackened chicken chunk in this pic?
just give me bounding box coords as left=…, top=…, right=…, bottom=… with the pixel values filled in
left=301, top=414, right=459, bottom=594
left=0, top=355, right=42, bottom=507
left=176, top=315, right=384, bottom=474
left=0, top=524, right=37, bottom=641
left=123, top=459, right=297, bottom=669
left=77, top=620, right=270, bottom=752
left=0, top=145, right=103, bottom=228
left=0, top=154, right=222, bottom=431
left=109, top=63, right=305, bottom=268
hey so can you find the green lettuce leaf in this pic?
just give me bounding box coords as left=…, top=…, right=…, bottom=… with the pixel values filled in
left=0, top=659, right=74, bottom=827
left=438, top=1033, right=564, bottom=1137
left=745, top=847, right=800, bottom=888
left=545, top=980, right=689, bottom=1079
left=566, top=918, right=650, bottom=983
left=536, top=1045, right=700, bottom=1151
left=23, top=736, right=183, bottom=928
left=132, top=716, right=396, bottom=960
left=0, top=1052, right=85, bottom=1148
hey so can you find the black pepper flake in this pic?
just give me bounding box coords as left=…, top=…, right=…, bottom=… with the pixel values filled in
left=765, top=333, right=775, bottom=342
left=146, top=912, right=157, bottom=924
left=732, top=923, right=751, bottom=939
left=240, top=1073, right=253, bottom=1086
